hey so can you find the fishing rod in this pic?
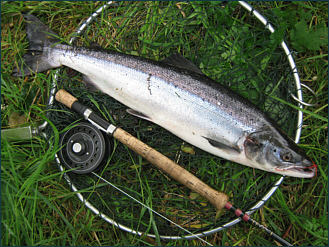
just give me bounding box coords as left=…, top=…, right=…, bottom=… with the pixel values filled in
left=55, top=89, right=293, bottom=246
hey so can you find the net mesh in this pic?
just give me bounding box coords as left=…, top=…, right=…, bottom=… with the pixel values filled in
left=45, top=1, right=298, bottom=237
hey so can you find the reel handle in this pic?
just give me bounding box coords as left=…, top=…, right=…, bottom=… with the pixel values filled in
left=55, top=89, right=229, bottom=210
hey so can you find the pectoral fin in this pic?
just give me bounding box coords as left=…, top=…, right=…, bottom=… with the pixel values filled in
left=127, top=109, right=152, bottom=122
left=202, top=136, right=241, bottom=154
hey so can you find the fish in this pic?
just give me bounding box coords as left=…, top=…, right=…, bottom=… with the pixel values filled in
left=12, top=13, right=317, bottom=178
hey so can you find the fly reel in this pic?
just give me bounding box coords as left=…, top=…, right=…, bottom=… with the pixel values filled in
left=57, top=122, right=112, bottom=174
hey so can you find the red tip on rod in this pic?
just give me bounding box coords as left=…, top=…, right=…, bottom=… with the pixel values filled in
left=224, top=202, right=292, bottom=246
left=225, top=202, right=232, bottom=210
left=225, top=202, right=250, bottom=222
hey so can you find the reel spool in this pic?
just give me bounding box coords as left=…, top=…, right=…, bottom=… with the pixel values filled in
left=57, top=122, right=112, bottom=174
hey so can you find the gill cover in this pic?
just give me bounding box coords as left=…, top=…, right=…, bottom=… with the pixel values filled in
left=244, top=129, right=315, bottom=178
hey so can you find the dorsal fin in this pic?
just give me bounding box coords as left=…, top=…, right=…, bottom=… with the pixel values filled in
left=162, top=52, right=204, bottom=75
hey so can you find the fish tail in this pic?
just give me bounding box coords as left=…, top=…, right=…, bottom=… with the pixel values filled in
left=12, top=13, right=61, bottom=77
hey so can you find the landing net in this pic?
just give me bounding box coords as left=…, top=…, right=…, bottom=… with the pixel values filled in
left=44, top=1, right=301, bottom=238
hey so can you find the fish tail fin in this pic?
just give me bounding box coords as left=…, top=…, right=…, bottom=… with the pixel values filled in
left=12, top=13, right=61, bottom=77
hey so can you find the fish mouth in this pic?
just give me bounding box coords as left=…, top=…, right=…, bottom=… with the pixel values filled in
left=275, top=162, right=317, bottom=178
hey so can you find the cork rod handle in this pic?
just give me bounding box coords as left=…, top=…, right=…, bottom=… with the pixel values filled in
left=55, top=89, right=78, bottom=108
left=55, top=89, right=229, bottom=210
left=112, top=128, right=229, bottom=210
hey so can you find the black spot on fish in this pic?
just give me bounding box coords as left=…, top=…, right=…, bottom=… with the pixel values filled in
left=147, top=73, right=152, bottom=95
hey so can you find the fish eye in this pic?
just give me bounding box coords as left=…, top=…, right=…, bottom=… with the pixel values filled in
left=282, top=152, right=292, bottom=161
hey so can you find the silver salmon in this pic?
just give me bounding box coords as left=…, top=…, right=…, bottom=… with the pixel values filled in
left=12, top=13, right=316, bottom=178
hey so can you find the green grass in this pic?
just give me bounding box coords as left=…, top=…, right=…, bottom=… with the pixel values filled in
left=1, top=1, right=328, bottom=246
